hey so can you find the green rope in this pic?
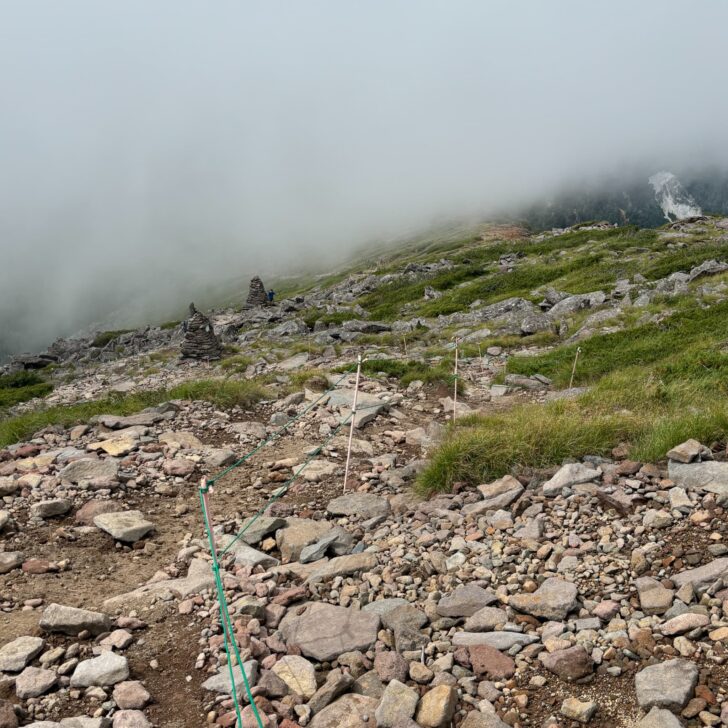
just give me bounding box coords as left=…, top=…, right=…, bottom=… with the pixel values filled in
left=217, top=398, right=385, bottom=558
left=199, top=488, right=264, bottom=728
left=219, top=412, right=353, bottom=557
left=204, top=362, right=359, bottom=488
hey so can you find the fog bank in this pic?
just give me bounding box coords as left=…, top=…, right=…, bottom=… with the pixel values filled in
left=2, top=1, right=728, bottom=357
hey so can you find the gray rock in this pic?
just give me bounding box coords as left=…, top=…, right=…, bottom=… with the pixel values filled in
left=59, top=458, right=119, bottom=484
left=0, top=551, right=24, bottom=574
left=308, top=669, right=355, bottom=714
left=672, top=558, right=728, bottom=592
left=306, top=552, right=377, bottom=584
left=452, top=632, right=538, bottom=650
left=634, top=658, right=698, bottom=710
left=60, top=718, right=110, bottom=728
left=542, top=463, right=600, bottom=496
left=460, top=710, right=510, bottom=728
left=218, top=535, right=279, bottom=569
left=111, top=710, right=150, bottom=728
left=200, top=661, right=259, bottom=700
left=70, top=652, right=129, bottom=687
left=271, top=655, right=317, bottom=699
left=238, top=516, right=286, bottom=545
left=300, top=531, right=340, bottom=564
left=437, top=585, right=498, bottom=617
left=469, top=475, right=524, bottom=512
left=464, top=607, right=508, bottom=632
left=328, top=389, right=389, bottom=428
left=540, top=646, right=593, bottom=681
left=635, top=576, right=674, bottom=615
left=636, top=707, right=683, bottom=728
left=362, top=598, right=409, bottom=616
left=326, top=493, right=391, bottom=519
left=279, top=602, right=380, bottom=661
left=309, top=694, right=379, bottom=728
left=276, top=518, right=331, bottom=562
left=15, top=666, right=58, bottom=698
left=30, top=499, right=72, bottom=519
left=0, top=635, right=45, bottom=672
left=668, top=460, right=728, bottom=503
left=40, top=603, right=111, bottom=636
left=375, top=679, right=419, bottom=727
left=666, top=439, right=712, bottom=463
left=93, top=511, right=154, bottom=542
left=509, top=577, right=578, bottom=620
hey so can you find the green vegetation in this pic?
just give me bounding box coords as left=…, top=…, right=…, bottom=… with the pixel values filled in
left=159, top=320, right=181, bottom=330
left=0, top=378, right=268, bottom=448
left=418, top=298, right=728, bottom=495
left=337, top=357, right=464, bottom=393
left=91, top=329, right=133, bottom=348
left=0, top=371, right=53, bottom=409
left=220, top=354, right=253, bottom=374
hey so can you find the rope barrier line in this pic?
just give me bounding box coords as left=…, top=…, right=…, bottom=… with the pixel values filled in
left=204, top=361, right=359, bottom=487
left=199, top=488, right=264, bottom=728
left=216, top=401, right=385, bottom=559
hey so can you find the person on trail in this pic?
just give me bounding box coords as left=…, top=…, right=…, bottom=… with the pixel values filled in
left=267, top=289, right=275, bottom=303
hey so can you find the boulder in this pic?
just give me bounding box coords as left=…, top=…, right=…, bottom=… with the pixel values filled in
left=40, top=603, right=111, bottom=636
left=15, top=667, right=58, bottom=698
left=542, top=463, right=600, bottom=496
left=276, top=518, right=332, bottom=563
left=326, top=493, right=391, bottom=519
left=70, top=653, right=129, bottom=687
left=30, top=499, right=72, bottom=519
left=309, top=694, right=379, bottom=728
left=436, top=585, right=498, bottom=617
left=59, top=458, right=119, bottom=484
left=279, top=602, right=379, bottom=661
left=634, top=659, right=698, bottom=711
left=634, top=576, right=674, bottom=615
left=0, top=635, right=45, bottom=672
left=668, top=460, right=728, bottom=503
left=374, top=679, right=419, bottom=727
left=509, top=577, right=578, bottom=620
left=540, top=646, right=593, bottom=680
left=271, top=655, right=317, bottom=699
left=0, top=552, right=24, bottom=574
left=672, top=558, right=728, bottom=592
left=636, top=707, right=683, bottom=728
left=93, top=511, right=154, bottom=542
left=415, top=685, right=458, bottom=728
left=201, top=661, right=259, bottom=700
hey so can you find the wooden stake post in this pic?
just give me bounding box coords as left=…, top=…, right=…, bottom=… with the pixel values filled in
left=342, top=355, right=362, bottom=493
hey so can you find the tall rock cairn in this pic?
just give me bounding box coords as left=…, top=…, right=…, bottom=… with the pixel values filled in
left=247, top=276, right=268, bottom=306
left=180, top=303, right=223, bottom=360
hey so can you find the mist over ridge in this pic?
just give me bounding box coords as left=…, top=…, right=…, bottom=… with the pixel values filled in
left=2, top=1, right=728, bottom=359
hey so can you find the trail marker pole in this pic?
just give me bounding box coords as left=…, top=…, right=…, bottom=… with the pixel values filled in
left=453, top=339, right=459, bottom=421
left=343, top=355, right=362, bottom=493
left=402, top=335, right=408, bottom=356
left=569, top=346, right=582, bottom=389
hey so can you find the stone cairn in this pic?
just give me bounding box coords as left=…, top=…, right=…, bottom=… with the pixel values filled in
left=180, top=303, right=222, bottom=360
left=247, top=276, right=268, bottom=306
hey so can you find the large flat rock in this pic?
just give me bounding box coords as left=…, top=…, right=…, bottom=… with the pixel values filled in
left=40, top=604, right=111, bottom=636
left=279, top=602, right=380, bottom=661
left=509, top=578, right=578, bottom=620
left=671, top=558, right=728, bottom=592
left=328, top=389, right=390, bottom=429
left=59, top=458, right=119, bottom=484
left=93, top=511, right=154, bottom=543
left=201, top=661, right=259, bottom=700
left=635, top=658, right=698, bottom=711
left=309, top=694, right=379, bottom=728
left=0, top=636, right=45, bottom=672
left=326, top=493, right=391, bottom=519
left=668, top=460, right=728, bottom=503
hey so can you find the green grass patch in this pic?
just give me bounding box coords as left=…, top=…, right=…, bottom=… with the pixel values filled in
left=159, top=320, right=181, bottom=330
left=0, top=378, right=268, bottom=448
left=0, top=371, right=53, bottom=409
left=91, top=329, right=133, bottom=348
left=418, top=299, right=728, bottom=495
left=337, top=357, right=464, bottom=392
left=219, top=354, right=253, bottom=374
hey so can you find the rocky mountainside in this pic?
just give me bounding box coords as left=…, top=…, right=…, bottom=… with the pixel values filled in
left=1, top=217, right=728, bottom=728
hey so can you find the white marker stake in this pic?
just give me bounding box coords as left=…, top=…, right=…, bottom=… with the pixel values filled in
left=569, top=346, right=582, bottom=389
left=453, top=340, right=459, bottom=421
left=342, top=355, right=362, bottom=493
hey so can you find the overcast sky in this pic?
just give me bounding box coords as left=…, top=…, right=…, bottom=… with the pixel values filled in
left=2, top=1, right=728, bottom=356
